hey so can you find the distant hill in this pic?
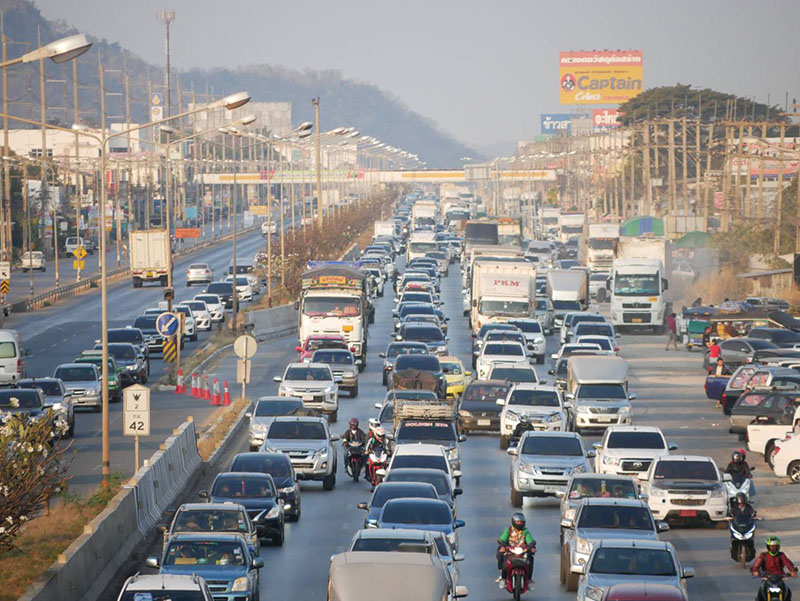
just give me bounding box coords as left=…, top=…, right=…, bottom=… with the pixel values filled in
left=2, top=0, right=480, bottom=167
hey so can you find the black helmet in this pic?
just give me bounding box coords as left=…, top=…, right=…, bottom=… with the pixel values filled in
left=735, top=492, right=747, bottom=505
left=731, top=450, right=743, bottom=463
left=511, top=512, right=526, bottom=530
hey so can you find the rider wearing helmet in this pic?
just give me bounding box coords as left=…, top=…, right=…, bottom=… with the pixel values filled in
left=726, top=449, right=753, bottom=479
left=365, top=417, right=381, bottom=446
left=342, top=417, right=366, bottom=445
left=495, top=513, right=536, bottom=585
left=511, top=413, right=536, bottom=442
left=731, top=492, right=757, bottom=520
left=366, top=426, right=389, bottom=455
left=752, top=536, right=797, bottom=578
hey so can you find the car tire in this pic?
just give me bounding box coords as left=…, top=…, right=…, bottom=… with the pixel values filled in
left=351, top=383, right=358, bottom=398
left=511, top=488, right=523, bottom=508
left=328, top=410, right=338, bottom=423
left=93, top=405, right=101, bottom=413
left=499, top=436, right=509, bottom=450
left=67, top=417, right=75, bottom=438
left=559, top=547, right=567, bottom=584
left=191, top=332, right=198, bottom=342
left=273, top=524, right=285, bottom=546
left=789, top=461, right=800, bottom=484
left=322, top=472, right=336, bottom=491
left=358, top=360, right=366, bottom=373
left=536, top=356, right=544, bottom=365
left=767, top=444, right=777, bottom=469
left=565, top=562, right=579, bottom=591
left=381, top=372, right=387, bottom=386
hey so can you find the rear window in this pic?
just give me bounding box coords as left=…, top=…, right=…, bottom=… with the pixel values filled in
left=488, top=367, right=537, bottom=383
left=18, top=380, right=61, bottom=397
left=255, top=400, right=303, bottom=416
left=0, top=341, right=17, bottom=359
left=0, top=389, right=42, bottom=409
left=230, top=454, right=291, bottom=477
left=54, top=366, right=96, bottom=381
left=107, top=329, right=143, bottom=343
left=385, top=471, right=450, bottom=495
left=381, top=501, right=451, bottom=525
left=371, top=483, right=437, bottom=508
left=284, top=366, right=331, bottom=381
left=396, top=421, right=457, bottom=443
left=394, top=355, right=441, bottom=371
left=391, top=454, right=448, bottom=472
left=606, top=431, right=665, bottom=449
left=483, top=343, right=524, bottom=356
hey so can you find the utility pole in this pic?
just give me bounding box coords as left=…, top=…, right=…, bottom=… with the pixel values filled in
left=312, top=97, right=322, bottom=228
left=774, top=123, right=786, bottom=255
left=99, top=55, right=107, bottom=272
left=39, top=28, right=55, bottom=284
left=72, top=59, right=82, bottom=280
left=157, top=10, right=175, bottom=119
left=2, top=26, right=10, bottom=263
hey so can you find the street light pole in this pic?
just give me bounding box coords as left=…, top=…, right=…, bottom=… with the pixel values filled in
left=312, top=98, right=322, bottom=228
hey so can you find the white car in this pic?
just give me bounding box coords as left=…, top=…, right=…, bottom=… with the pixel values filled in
left=261, top=220, right=278, bottom=236
left=508, top=319, right=547, bottom=364
left=273, top=362, right=339, bottom=421
left=178, top=300, right=212, bottom=331
left=224, top=275, right=254, bottom=302
left=592, top=425, right=677, bottom=477
left=385, top=443, right=462, bottom=490
left=640, top=455, right=729, bottom=524
left=173, top=305, right=197, bottom=341
left=194, top=293, right=224, bottom=322
left=498, top=383, right=570, bottom=449
left=772, top=432, right=800, bottom=483
left=19, top=251, right=46, bottom=271
left=185, top=263, right=212, bottom=286
left=575, top=335, right=618, bottom=355
left=475, top=341, right=527, bottom=380
left=551, top=343, right=603, bottom=362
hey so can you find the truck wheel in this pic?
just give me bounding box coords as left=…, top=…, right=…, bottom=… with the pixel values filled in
left=381, top=372, right=387, bottom=386
left=132, top=278, right=141, bottom=288
left=511, top=488, right=523, bottom=508
left=767, top=443, right=777, bottom=469
left=358, top=358, right=366, bottom=372
left=160, top=275, right=168, bottom=286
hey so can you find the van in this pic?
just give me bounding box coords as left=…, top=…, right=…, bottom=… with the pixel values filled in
left=566, top=355, right=634, bottom=432
left=64, top=236, right=94, bottom=255
left=0, top=329, right=28, bottom=385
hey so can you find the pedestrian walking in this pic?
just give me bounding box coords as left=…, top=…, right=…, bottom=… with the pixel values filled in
left=665, top=312, right=679, bottom=351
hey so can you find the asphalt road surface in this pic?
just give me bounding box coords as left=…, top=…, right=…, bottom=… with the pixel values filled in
left=111, top=260, right=784, bottom=601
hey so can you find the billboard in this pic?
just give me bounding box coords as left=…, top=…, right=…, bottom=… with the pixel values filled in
left=559, top=50, right=643, bottom=105
left=593, top=108, right=621, bottom=130
left=540, top=113, right=572, bottom=135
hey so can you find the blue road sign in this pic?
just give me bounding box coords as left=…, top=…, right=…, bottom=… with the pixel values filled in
left=156, top=312, right=179, bottom=338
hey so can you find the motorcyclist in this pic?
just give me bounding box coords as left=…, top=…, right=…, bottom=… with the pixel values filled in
left=752, top=536, right=797, bottom=578
left=731, top=492, right=757, bottom=520
left=365, top=427, right=391, bottom=488
left=495, top=513, right=536, bottom=586
left=511, top=414, right=536, bottom=444
left=365, top=417, right=381, bottom=447
left=342, top=417, right=366, bottom=446
left=726, top=449, right=754, bottom=479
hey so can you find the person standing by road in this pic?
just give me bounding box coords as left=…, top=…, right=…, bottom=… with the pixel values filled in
left=665, top=312, right=679, bottom=351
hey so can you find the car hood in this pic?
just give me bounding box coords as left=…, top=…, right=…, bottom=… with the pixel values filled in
left=576, top=528, right=659, bottom=542
left=586, top=573, right=680, bottom=591
left=603, top=448, right=669, bottom=459
left=508, top=406, right=562, bottom=417
left=461, top=400, right=502, bottom=414
left=266, top=439, right=328, bottom=452
left=575, top=399, right=630, bottom=409
left=519, top=454, right=586, bottom=468
left=377, top=522, right=454, bottom=536
left=281, top=380, right=333, bottom=391
left=650, top=479, right=721, bottom=490
left=63, top=380, right=99, bottom=390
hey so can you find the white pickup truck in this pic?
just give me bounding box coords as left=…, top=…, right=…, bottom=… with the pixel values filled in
left=746, top=405, right=800, bottom=464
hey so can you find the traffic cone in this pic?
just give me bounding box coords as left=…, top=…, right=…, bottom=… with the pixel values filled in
left=202, top=375, right=211, bottom=400
left=211, top=378, right=221, bottom=405
left=175, top=369, right=186, bottom=394
left=190, top=372, right=199, bottom=397
left=222, top=380, right=231, bottom=406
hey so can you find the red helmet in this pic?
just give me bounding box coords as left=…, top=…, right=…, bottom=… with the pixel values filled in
left=349, top=417, right=359, bottom=429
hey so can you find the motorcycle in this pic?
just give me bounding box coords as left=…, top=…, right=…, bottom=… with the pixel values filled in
left=755, top=574, right=792, bottom=601
left=498, top=541, right=534, bottom=601
left=726, top=470, right=756, bottom=513
left=728, top=512, right=757, bottom=567
left=344, top=440, right=364, bottom=482
left=367, top=445, right=389, bottom=487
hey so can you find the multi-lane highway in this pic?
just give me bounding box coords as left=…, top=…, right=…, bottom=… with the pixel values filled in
left=104, top=257, right=783, bottom=601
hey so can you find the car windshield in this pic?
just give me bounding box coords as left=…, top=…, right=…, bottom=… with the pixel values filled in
left=312, top=350, right=353, bottom=365
left=489, top=367, right=536, bottom=383
left=120, top=593, right=205, bottom=601
left=463, top=384, right=508, bottom=401
left=371, top=484, right=436, bottom=508
left=568, top=478, right=637, bottom=500
left=303, top=296, right=360, bottom=317
left=133, top=316, right=157, bottom=330
left=522, top=436, right=583, bottom=456
left=207, top=283, right=233, bottom=294
left=391, top=454, right=448, bottom=472
left=211, top=475, right=275, bottom=498
left=107, top=344, right=137, bottom=359
left=577, top=384, right=627, bottom=399
left=268, top=421, right=326, bottom=440
left=440, top=361, right=462, bottom=375
left=748, top=339, right=778, bottom=350
left=614, top=274, right=660, bottom=297
left=394, top=355, right=441, bottom=371
left=195, top=295, right=220, bottom=305
left=509, top=321, right=542, bottom=334
left=607, top=432, right=665, bottom=449
left=108, top=329, right=143, bottom=343
left=399, top=304, right=434, bottom=317
left=535, top=300, right=549, bottom=311
left=590, top=547, right=676, bottom=576
left=486, top=332, right=524, bottom=343
left=284, top=366, right=331, bottom=381
left=730, top=367, right=757, bottom=388
left=54, top=366, right=96, bottom=381
left=396, top=421, right=457, bottom=443
left=509, top=389, right=559, bottom=407
left=483, top=343, right=524, bottom=356
left=18, top=381, right=61, bottom=397
left=401, top=293, right=433, bottom=304
left=553, top=300, right=581, bottom=311
left=163, top=540, right=247, bottom=566
left=0, top=390, right=41, bottom=409
left=173, top=509, right=247, bottom=534
left=230, top=455, right=291, bottom=477
left=578, top=505, right=653, bottom=530
left=402, top=327, right=444, bottom=342
left=478, top=299, right=529, bottom=316
left=653, top=460, right=718, bottom=480
left=255, top=400, right=303, bottom=416
left=381, top=501, right=451, bottom=525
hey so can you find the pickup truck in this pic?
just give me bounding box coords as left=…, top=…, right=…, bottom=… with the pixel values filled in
left=747, top=405, right=800, bottom=464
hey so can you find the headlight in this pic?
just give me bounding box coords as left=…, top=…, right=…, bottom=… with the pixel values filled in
left=576, top=405, right=590, bottom=414
left=251, top=423, right=267, bottom=432
left=318, top=448, right=329, bottom=458
left=576, top=537, right=593, bottom=554
left=505, top=410, right=519, bottom=422
left=618, top=406, right=631, bottom=414
left=547, top=413, right=562, bottom=423
left=573, top=465, right=586, bottom=474
left=519, top=462, right=536, bottom=474
left=649, top=486, right=666, bottom=498
left=563, top=508, right=576, bottom=522
left=126, top=364, right=137, bottom=371
left=534, top=337, right=544, bottom=344
left=324, top=385, right=335, bottom=394
left=447, top=448, right=458, bottom=461
left=447, top=532, right=456, bottom=545
left=710, top=486, right=725, bottom=499
left=586, top=585, right=604, bottom=601
left=278, top=386, right=289, bottom=395
left=231, top=577, right=250, bottom=592
left=278, top=486, right=296, bottom=494
left=266, top=505, right=281, bottom=519
left=602, top=455, right=620, bottom=466
left=459, top=409, right=472, bottom=418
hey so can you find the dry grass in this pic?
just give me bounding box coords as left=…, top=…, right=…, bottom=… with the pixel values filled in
left=675, top=268, right=742, bottom=307
left=197, top=397, right=249, bottom=461
left=0, top=476, right=123, bottom=601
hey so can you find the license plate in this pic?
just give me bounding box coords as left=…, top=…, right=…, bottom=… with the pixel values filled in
left=478, top=419, right=491, bottom=426
left=632, top=317, right=643, bottom=323
left=302, top=395, right=314, bottom=402
left=679, top=509, right=697, bottom=517
left=597, top=418, right=613, bottom=423
left=544, top=486, right=560, bottom=494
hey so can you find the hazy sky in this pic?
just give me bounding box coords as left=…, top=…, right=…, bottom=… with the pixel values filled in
left=31, top=0, right=800, bottom=154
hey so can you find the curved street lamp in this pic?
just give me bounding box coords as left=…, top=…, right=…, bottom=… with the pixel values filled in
left=0, top=33, right=93, bottom=68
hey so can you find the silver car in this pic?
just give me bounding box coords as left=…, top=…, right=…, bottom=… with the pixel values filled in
left=574, top=540, right=693, bottom=601
left=311, top=348, right=360, bottom=397
left=260, top=416, right=339, bottom=490
left=53, top=363, right=101, bottom=412
left=246, top=396, right=305, bottom=451
left=185, top=263, right=212, bottom=286
left=509, top=431, right=594, bottom=506
left=534, top=297, right=555, bottom=333
left=274, top=363, right=339, bottom=421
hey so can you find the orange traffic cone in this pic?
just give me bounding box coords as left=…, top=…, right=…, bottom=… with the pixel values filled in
left=190, top=372, right=199, bottom=397
left=211, top=377, right=221, bottom=405
left=222, top=380, right=231, bottom=406
left=175, top=369, right=186, bottom=394
left=202, top=374, right=211, bottom=400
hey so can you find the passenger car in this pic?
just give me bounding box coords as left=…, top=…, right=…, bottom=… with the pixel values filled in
left=158, top=502, right=259, bottom=554
left=186, top=263, right=213, bottom=286
left=296, top=334, right=350, bottom=363
left=93, top=342, right=148, bottom=385
left=396, top=324, right=449, bottom=356
left=19, top=251, right=45, bottom=271
left=557, top=473, right=643, bottom=540
left=147, top=534, right=264, bottom=601
left=132, top=314, right=165, bottom=354
left=228, top=452, right=301, bottom=521
left=498, top=384, right=569, bottom=448
left=458, top=379, right=510, bottom=433
left=729, top=390, right=799, bottom=434
left=261, top=416, right=339, bottom=490
left=391, top=354, right=448, bottom=400
left=356, top=481, right=439, bottom=528
left=116, top=573, right=214, bottom=601
left=53, top=363, right=101, bottom=412
left=274, top=363, right=338, bottom=421
left=0, top=388, right=65, bottom=437
left=179, top=300, right=212, bottom=332
left=509, top=431, right=594, bottom=506
left=507, top=319, right=547, bottom=363
left=311, top=348, right=360, bottom=397
left=382, top=467, right=462, bottom=514
left=386, top=443, right=462, bottom=488
left=376, top=498, right=465, bottom=550
left=379, top=341, right=429, bottom=386
left=475, top=341, right=527, bottom=380
left=246, top=396, right=308, bottom=451
left=194, top=294, right=225, bottom=323
left=74, top=351, right=123, bottom=402
left=206, top=282, right=235, bottom=309
left=593, top=426, right=677, bottom=477
left=17, top=377, right=75, bottom=437
left=439, top=356, right=471, bottom=399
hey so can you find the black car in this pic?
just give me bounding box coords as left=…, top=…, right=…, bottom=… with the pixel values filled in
left=748, top=328, right=800, bottom=349
left=228, top=452, right=302, bottom=521
left=132, top=314, right=165, bottom=354
left=107, top=327, right=149, bottom=361
left=93, top=342, right=148, bottom=385
left=396, top=324, right=448, bottom=355
left=394, top=302, right=438, bottom=331
left=382, top=467, right=462, bottom=514
left=206, top=281, right=234, bottom=309
left=459, top=379, right=510, bottom=432
left=729, top=390, right=799, bottom=434
left=392, top=354, right=447, bottom=399
left=0, top=388, right=56, bottom=434
left=379, top=342, right=429, bottom=386
left=356, top=481, right=439, bottom=528
left=200, top=472, right=285, bottom=545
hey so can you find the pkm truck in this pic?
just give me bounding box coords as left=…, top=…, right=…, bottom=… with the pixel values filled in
left=129, top=229, right=170, bottom=287
left=470, top=260, right=535, bottom=333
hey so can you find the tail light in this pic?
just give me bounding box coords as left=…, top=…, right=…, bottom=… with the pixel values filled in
left=721, top=392, right=727, bottom=405
left=774, top=446, right=781, bottom=456
left=17, top=358, right=22, bottom=372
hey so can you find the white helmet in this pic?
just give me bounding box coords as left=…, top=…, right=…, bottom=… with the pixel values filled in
left=368, top=417, right=380, bottom=429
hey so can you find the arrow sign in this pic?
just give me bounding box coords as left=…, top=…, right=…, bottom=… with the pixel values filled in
left=156, top=312, right=180, bottom=338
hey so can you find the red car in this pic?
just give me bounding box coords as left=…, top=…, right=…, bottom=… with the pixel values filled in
left=603, top=583, right=688, bottom=601
left=296, top=334, right=352, bottom=362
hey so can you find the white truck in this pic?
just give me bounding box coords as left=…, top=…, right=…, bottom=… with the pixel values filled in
left=558, top=212, right=586, bottom=244
left=373, top=220, right=396, bottom=239
left=746, top=406, right=800, bottom=461
left=495, top=217, right=523, bottom=249
left=540, top=208, right=560, bottom=237
left=298, top=264, right=369, bottom=366
left=411, top=201, right=438, bottom=230
left=406, top=230, right=439, bottom=263
left=610, top=237, right=671, bottom=333
left=129, top=230, right=170, bottom=287
left=586, top=223, right=620, bottom=273
left=470, top=260, right=535, bottom=333
left=546, top=269, right=589, bottom=311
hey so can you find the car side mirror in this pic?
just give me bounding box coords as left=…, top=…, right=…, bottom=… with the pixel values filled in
left=592, top=442, right=602, bottom=450
left=548, top=369, right=555, bottom=375
left=723, top=473, right=732, bottom=482
left=629, top=393, right=637, bottom=401
left=252, top=558, right=265, bottom=569
left=255, top=524, right=266, bottom=536
left=551, top=353, right=558, bottom=360
left=355, top=359, right=363, bottom=366
left=638, top=493, right=649, bottom=501
left=357, top=502, right=368, bottom=510
left=586, top=450, right=596, bottom=458
left=156, top=524, right=167, bottom=535
left=668, top=442, right=678, bottom=451
left=570, top=564, right=585, bottom=575
left=454, top=585, right=469, bottom=599
left=507, top=447, right=518, bottom=456
left=295, top=346, right=302, bottom=352
left=565, top=393, right=575, bottom=400
left=682, top=566, right=695, bottom=579
left=555, top=490, right=566, bottom=499
left=245, top=412, right=252, bottom=419
left=454, top=519, right=466, bottom=529
left=331, top=434, right=340, bottom=441
left=458, top=434, right=467, bottom=442
left=145, top=556, right=160, bottom=568
left=396, top=335, right=403, bottom=341
left=454, top=553, right=465, bottom=562
left=560, top=518, right=574, bottom=529
left=294, top=300, right=299, bottom=310
left=454, top=488, right=463, bottom=496
left=273, top=376, right=282, bottom=382
left=496, top=398, right=505, bottom=406
left=374, top=402, right=382, bottom=409
left=198, top=490, right=209, bottom=499
left=378, top=353, right=386, bottom=358
left=657, top=521, right=670, bottom=533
